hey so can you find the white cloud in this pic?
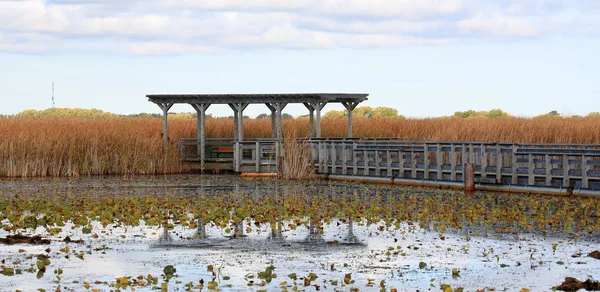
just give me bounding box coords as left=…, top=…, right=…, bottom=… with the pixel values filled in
left=0, top=0, right=597, bottom=55
left=129, top=41, right=221, bottom=55
left=457, top=14, right=540, bottom=37
left=317, top=0, right=465, bottom=18
left=165, top=0, right=310, bottom=11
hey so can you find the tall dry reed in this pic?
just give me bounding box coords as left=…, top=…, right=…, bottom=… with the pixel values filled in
left=280, top=135, right=314, bottom=180
left=1, top=115, right=598, bottom=177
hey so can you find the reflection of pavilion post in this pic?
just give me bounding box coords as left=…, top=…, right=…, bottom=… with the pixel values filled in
left=232, top=218, right=245, bottom=238
left=270, top=218, right=283, bottom=240
left=344, top=218, right=360, bottom=244
left=197, top=217, right=206, bottom=239
left=306, top=218, right=325, bottom=243
left=160, top=224, right=172, bottom=242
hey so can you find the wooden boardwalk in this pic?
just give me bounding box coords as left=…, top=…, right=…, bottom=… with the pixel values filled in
left=180, top=138, right=600, bottom=193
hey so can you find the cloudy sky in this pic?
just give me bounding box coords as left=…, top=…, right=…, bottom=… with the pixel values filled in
left=1, top=0, right=599, bottom=117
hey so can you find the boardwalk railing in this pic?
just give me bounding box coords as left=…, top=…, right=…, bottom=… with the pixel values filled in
left=179, top=138, right=600, bottom=191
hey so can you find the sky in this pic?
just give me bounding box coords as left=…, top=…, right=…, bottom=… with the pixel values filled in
left=1, top=0, right=599, bottom=118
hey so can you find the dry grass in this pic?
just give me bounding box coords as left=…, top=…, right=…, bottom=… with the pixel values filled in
left=1, top=115, right=599, bottom=177
left=280, top=135, right=314, bottom=180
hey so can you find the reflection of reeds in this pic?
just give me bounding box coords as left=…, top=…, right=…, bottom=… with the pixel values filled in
left=280, top=135, right=314, bottom=180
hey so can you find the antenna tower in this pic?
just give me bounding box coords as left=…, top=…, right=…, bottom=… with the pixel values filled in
left=52, top=82, right=55, bottom=108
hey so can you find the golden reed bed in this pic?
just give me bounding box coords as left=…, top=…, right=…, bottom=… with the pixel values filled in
left=1, top=116, right=599, bottom=177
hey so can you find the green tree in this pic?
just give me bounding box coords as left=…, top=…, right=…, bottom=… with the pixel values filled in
left=323, top=109, right=345, bottom=119
left=256, top=113, right=269, bottom=119
left=486, top=109, right=509, bottom=118
left=587, top=112, right=600, bottom=118
left=372, top=106, right=399, bottom=118
left=453, top=110, right=478, bottom=118
left=354, top=106, right=373, bottom=118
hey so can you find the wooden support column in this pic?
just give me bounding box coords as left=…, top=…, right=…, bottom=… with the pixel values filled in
left=303, top=103, right=315, bottom=138
left=266, top=103, right=287, bottom=140
left=342, top=101, right=359, bottom=138
left=229, top=103, right=249, bottom=141
left=311, top=102, right=327, bottom=138
left=266, top=103, right=276, bottom=138
left=191, top=103, right=211, bottom=172
left=229, top=103, right=248, bottom=173
left=156, top=102, right=174, bottom=153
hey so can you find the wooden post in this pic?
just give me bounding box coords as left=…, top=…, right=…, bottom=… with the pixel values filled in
left=582, top=155, right=589, bottom=188
left=275, top=103, right=287, bottom=140
left=275, top=141, right=280, bottom=172
left=266, top=103, right=276, bottom=138
left=363, top=149, right=368, bottom=175
left=450, top=144, right=457, bottom=181
left=563, top=154, right=570, bottom=188
left=495, top=144, right=502, bottom=184
left=386, top=150, right=392, bottom=177
left=512, top=145, right=518, bottom=184
left=398, top=149, right=405, bottom=178
left=342, top=101, right=359, bottom=138
left=464, top=162, right=475, bottom=193
left=331, top=141, right=337, bottom=174
left=411, top=150, right=417, bottom=179
left=375, top=150, right=381, bottom=176
left=232, top=107, right=238, bottom=141
left=314, top=102, right=326, bottom=138
left=255, top=141, right=260, bottom=173
left=303, top=103, right=315, bottom=138
left=342, top=142, right=348, bottom=174
left=423, top=143, right=429, bottom=180
left=352, top=142, right=358, bottom=175
left=156, top=102, right=173, bottom=153
left=528, top=154, right=534, bottom=185
left=229, top=103, right=248, bottom=142
left=545, top=154, right=552, bottom=187
left=436, top=143, right=442, bottom=180
left=192, top=103, right=210, bottom=172
left=239, top=103, right=248, bottom=141
left=480, top=144, right=487, bottom=181
left=460, top=144, right=467, bottom=181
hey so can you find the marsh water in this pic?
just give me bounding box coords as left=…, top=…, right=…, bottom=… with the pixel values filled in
left=1, top=175, right=599, bottom=291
